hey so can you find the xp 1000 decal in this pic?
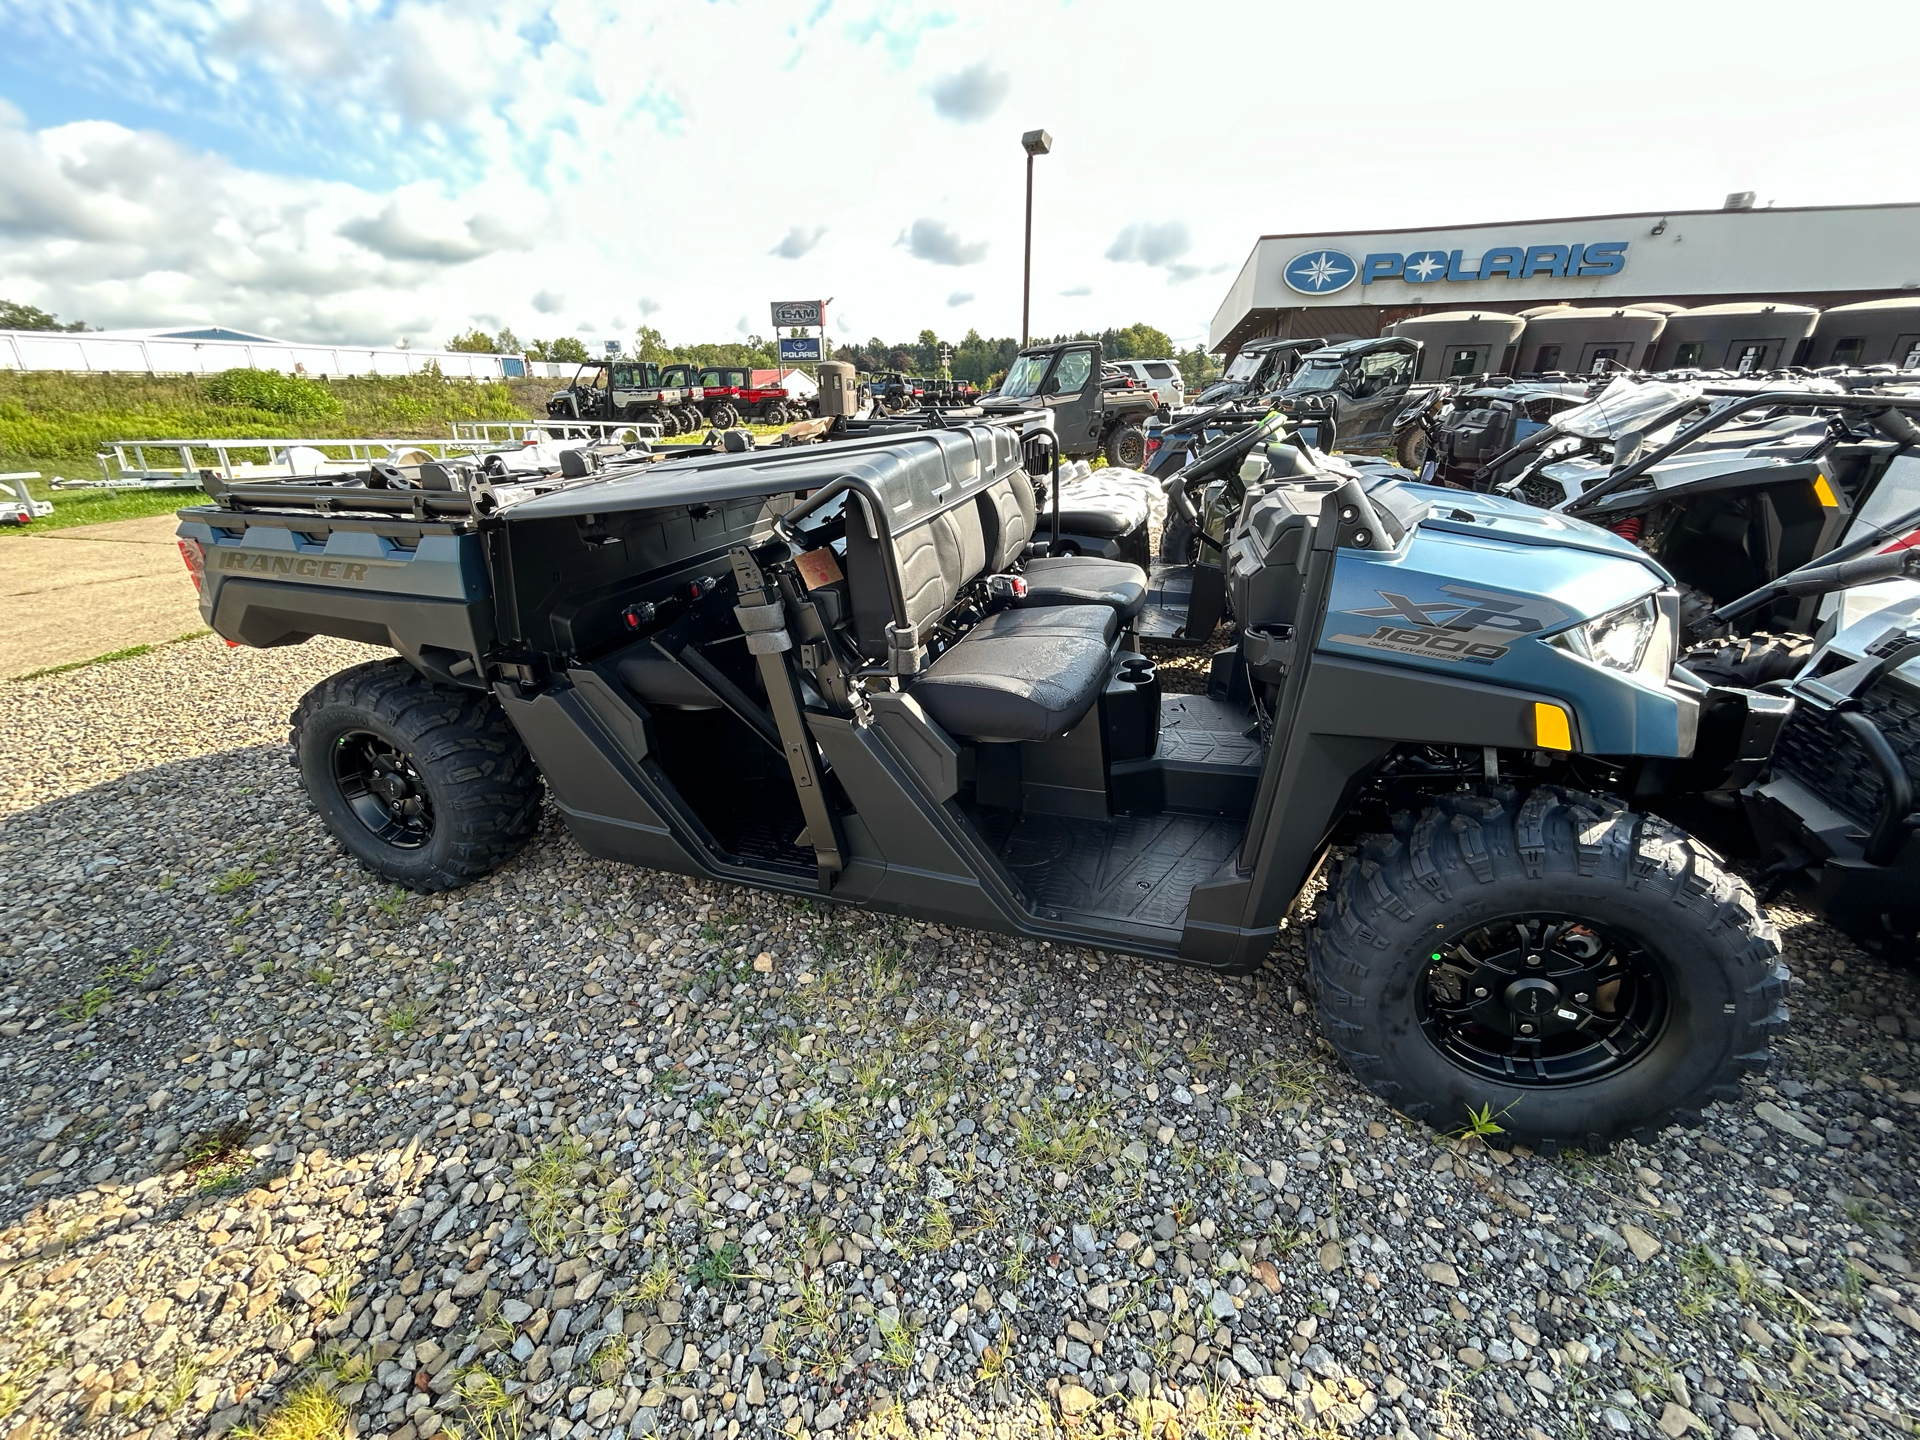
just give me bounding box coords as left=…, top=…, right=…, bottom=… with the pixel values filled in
left=1333, top=584, right=1567, bottom=666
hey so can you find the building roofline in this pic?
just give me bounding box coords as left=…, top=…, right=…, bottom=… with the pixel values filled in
left=1248, top=200, right=1920, bottom=245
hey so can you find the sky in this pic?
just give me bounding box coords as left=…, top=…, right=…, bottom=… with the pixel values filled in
left=1, top=0, right=1917, bottom=355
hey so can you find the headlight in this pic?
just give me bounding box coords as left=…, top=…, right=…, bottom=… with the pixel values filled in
left=1552, top=594, right=1663, bottom=673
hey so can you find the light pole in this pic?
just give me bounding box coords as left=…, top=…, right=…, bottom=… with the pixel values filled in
left=1020, top=129, right=1052, bottom=346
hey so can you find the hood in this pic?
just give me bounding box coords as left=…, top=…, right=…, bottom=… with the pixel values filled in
left=1403, top=481, right=1670, bottom=577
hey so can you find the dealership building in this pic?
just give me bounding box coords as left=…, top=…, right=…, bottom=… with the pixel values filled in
left=1208, top=200, right=1920, bottom=380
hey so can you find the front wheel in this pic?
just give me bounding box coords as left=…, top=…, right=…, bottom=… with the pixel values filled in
left=1310, top=786, right=1786, bottom=1152
left=1104, top=422, right=1147, bottom=470
left=291, top=660, right=544, bottom=892
left=1394, top=426, right=1430, bottom=472
left=707, top=401, right=740, bottom=429
left=1679, top=632, right=1812, bottom=688
left=1158, top=511, right=1197, bottom=564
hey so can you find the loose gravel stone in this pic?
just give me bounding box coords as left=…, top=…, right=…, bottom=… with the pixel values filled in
left=1, top=635, right=1918, bottom=1439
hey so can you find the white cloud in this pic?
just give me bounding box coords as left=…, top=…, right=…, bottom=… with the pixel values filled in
left=1106, top=220, right=1193, bottom=269
left=338, top=202, right=510, bottom=264
left=900, top=218, right=988, bottom=267
left=770, top=225, right=826, bottom=259
left=4, top=0, right=1916, bottom=354
left=947, top=290, right=974, bottom=307
left=928, top=62, right=1010, bottom=122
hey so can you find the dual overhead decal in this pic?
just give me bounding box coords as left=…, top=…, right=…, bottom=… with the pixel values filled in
left=1283, top=242, right=1629, bottom=296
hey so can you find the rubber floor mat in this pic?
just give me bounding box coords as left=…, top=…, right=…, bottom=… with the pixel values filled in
left=984, top=810, right=1246, bottom=928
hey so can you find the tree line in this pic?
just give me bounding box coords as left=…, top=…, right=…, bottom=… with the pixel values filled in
left=1, top=299, right=92, bottom=332
left=447, top=320, right=1221, bottom=389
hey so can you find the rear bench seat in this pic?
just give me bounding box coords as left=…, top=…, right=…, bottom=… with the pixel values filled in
left=845, top=489, right=1124, bottom=744
left=976, top=474, right=1147, bottom=621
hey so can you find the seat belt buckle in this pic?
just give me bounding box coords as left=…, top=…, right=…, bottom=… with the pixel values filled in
left=985, top=574, right=1028, bottom=603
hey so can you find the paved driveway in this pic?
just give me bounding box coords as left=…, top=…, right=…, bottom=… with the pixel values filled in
left=0, top=514, right=205, bottom=676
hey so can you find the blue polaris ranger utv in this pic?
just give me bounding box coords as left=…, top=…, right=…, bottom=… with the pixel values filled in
left=175, top=417, right=1788, bottom=1152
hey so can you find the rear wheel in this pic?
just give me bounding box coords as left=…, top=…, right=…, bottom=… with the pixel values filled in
left=656, top=408, right=681, bottom=438
left=1679, top=632, right=1812, bottom=688
left=763, top=401, right=791, bottom=425
left=291, top=660, right=543, bottom=892
left=1104, top=422, right=1147, bottom=470
left=1310, top=786, right=1786, bottom=1152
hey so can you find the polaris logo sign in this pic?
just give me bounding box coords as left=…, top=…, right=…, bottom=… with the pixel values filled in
left=1283, top=242, right=1629, bottom=296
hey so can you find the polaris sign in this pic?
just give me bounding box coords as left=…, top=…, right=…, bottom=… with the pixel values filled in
left=1284, top=242, right=1629, bottom=296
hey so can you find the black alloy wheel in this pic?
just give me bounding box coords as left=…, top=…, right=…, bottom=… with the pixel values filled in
left=1418, top=913, right=1667, bottom=1087
left=292, top=660, right=543, bottom=892
left=332, top=730, right=434, bottom=848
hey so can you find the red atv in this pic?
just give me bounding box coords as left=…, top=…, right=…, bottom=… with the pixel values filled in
left=697, top=366, right=806, bottom=427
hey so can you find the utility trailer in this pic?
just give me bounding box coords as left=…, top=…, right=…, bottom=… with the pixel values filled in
left=177, top=417, right=1792, bottom=1151
left=0, top=473, right=53, bottom=525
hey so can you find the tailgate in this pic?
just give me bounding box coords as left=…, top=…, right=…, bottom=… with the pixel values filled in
left=178, top=509, right=496, bottom=679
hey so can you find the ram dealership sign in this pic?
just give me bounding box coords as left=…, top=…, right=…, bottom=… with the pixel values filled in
left=1284, top=242, right=1628, bottom=296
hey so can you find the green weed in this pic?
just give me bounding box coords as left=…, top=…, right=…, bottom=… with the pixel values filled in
left=384, top=999, right=428, bottom=1036
left=1444, top=1101, right=1515, bottom=1144
left=56, top=985, right=113, bottom=1021
left=212, top=867, right=258, bottom=895
left=691, top=1241, right=744, bottom=1291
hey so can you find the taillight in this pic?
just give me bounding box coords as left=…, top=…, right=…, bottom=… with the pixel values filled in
left=177, top=537, right=206, bottom=594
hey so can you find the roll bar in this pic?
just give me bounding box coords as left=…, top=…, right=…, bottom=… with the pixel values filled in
left=1556, top=390, right=1920, bottom=516
left=768, top=424, right=1056, bottom=673
left=1713, top=501, right=1920, bottom=623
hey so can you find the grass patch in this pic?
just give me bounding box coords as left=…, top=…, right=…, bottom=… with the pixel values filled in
left=384, top=999, right=429, bottom=1037
left=0, top=369, right=536, bottom=533
left=520, top=1134, right=592, bottom=1254
left=448, top=1367, right=522, bottom=1440
left=1012, top=1096, right=1111, bottom=1174
left=183, top=1118, right=252, bottom=1173
left=234, top=1379, right=349, bottom=1440
left=55, top=985, right=114, bottom=1022
left=12, top=629, right=211, bottom=681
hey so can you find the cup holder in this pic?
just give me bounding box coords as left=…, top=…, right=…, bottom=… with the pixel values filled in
left=1119, top=657, right=1157, bottom=687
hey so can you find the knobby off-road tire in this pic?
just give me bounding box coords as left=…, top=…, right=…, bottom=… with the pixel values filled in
left=1679, top=632, right=1812, bottom=689
left=1158, top=511, right=1198, bottom=565
left=291, top=660, right=543, bottom=893
left=1310, top=786, right=1787, bottom=1153
left=1104, top=422, right=1148, bottom=470
left=1394, top=426, right=1430, bottom=473
left=707, top=401, right=741, bottom=429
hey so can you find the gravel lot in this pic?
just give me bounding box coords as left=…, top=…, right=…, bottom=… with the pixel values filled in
left=3, top=637, right=1919, bottom=1440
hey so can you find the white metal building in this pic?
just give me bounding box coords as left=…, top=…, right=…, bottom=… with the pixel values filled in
left=0, top=324, right=527, bottom=379
left=1208, top=201, right=1920, bottom=357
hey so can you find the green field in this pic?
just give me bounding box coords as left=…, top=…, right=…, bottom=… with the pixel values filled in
left=0, top=370, right=550, bottom=531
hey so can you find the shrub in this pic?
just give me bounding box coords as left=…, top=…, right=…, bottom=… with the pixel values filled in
left=202, top=368, right=343, bottom=420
